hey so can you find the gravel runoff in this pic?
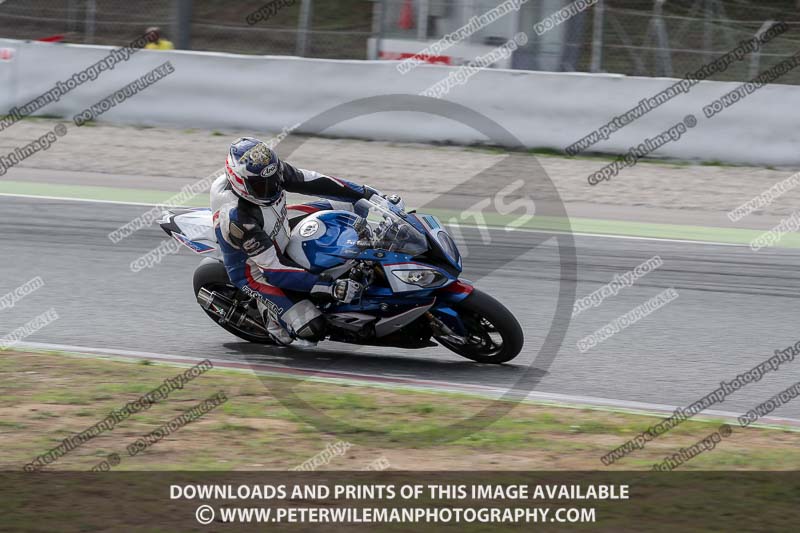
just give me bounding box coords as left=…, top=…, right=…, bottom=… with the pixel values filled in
left=1, top=118, right=799, bottom=219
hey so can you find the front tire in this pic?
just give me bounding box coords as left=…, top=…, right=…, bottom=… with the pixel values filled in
left=193, top=260, right=275, bottom=344
left=436, top=289, right=524, bottom=364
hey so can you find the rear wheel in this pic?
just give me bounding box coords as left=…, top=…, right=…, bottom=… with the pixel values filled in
left=193, top=260, right=275, bottom=344
left=435, top=289, right=524, bottom=364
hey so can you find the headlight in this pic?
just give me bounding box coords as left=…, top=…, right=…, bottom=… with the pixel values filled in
left=391, top=269, right=447, bottom=287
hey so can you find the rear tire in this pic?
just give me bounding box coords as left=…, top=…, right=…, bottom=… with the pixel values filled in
left=193, top=260, right=275, bottom=344
left=436, top=289, right=524, bottom=364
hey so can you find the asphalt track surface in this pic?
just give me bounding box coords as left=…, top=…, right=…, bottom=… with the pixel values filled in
left=3, top=196, right=800, bottom=422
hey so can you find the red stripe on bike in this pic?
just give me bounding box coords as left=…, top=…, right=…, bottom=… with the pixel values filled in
left=443, top=280, right=473, bottom=294
left=287, top=205, right=320, bottom=214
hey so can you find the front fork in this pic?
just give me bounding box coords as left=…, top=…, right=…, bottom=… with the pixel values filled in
left=427, top=279, right=475, bottom=343
left=426, top=311, right=466, bottom=345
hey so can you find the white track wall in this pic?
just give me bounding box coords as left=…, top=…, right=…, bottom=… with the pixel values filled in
left=1, top=38, right=798, bottom=165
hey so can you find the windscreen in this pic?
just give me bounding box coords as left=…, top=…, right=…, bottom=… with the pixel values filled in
left=354, top=198, right=428, bottom=256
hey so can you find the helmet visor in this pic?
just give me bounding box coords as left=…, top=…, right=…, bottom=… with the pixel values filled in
left=247, top=175, right=280, bottom=201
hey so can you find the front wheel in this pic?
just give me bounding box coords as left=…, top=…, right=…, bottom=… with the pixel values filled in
left=435, top=289, right=524, bottom=364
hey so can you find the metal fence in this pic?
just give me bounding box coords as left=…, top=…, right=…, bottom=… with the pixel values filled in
left=582, top=0, right=800, bottom=83
left=190, top=0, right=374, bottom=58
left=0, top=0, right=173, bottom=45
left=376, top=0, right=800, bottom=83
left=0, top=0, right=798, bottom=83
left=0, top=0, right=374, bottom=58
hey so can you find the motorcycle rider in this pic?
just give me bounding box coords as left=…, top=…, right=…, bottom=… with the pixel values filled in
left=211, top=137, right=400, bottom=345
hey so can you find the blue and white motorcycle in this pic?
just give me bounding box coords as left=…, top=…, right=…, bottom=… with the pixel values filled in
left=160, top=196, right=523, bottom=363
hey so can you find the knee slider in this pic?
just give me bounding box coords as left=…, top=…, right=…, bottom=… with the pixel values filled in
left=296, top=315, right=326, bottom=341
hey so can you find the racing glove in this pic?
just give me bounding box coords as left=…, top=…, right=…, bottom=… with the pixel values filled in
left=384, top=194, right=405, bottom=211
left=364, top=187, right=405, bottom=212
left=311, top=278, right=363, bottom=303
left=332, top=279, right=363, bottom=303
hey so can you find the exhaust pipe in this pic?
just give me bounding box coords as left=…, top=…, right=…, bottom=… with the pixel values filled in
left=197, top=288, right=267, bottom=334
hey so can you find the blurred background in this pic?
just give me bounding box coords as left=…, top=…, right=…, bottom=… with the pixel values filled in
left=1, top=0, right=799, bottom=83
